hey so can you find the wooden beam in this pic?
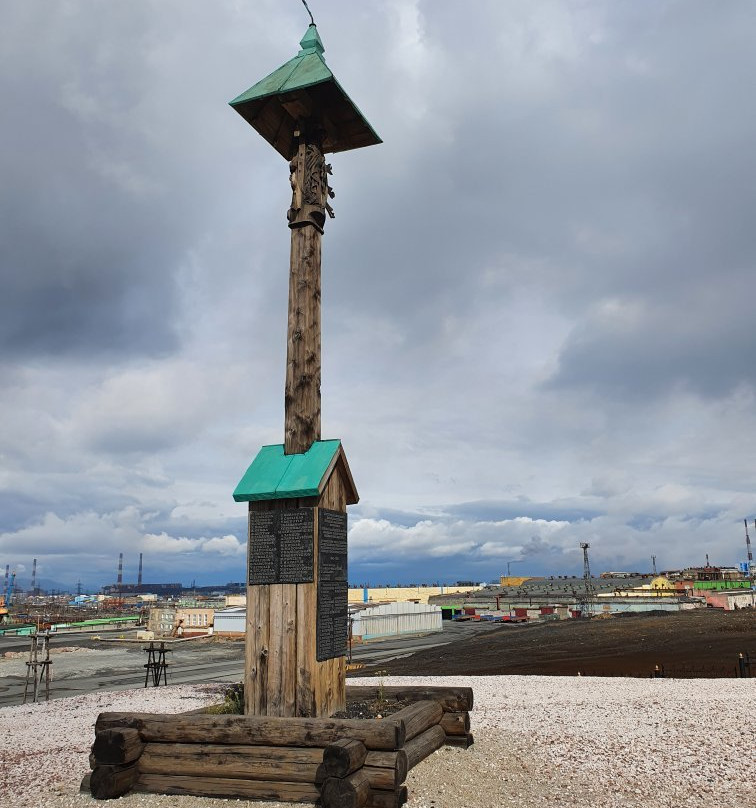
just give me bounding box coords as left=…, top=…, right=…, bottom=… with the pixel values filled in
left=96, top=712, right=406, bottom=751
left=91, top=728, right=145, bottom=765
left=135, top=773, right=320, bottom=802
left=321, top=770, right=370, bottom=808
left=391, top=701, right=443, bottom=742
left=322, top=738, right=367, bottom=778
left=405, top=725, right=446, bottom=770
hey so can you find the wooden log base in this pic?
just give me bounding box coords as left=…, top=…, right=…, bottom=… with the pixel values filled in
left=391, top=700, right=442, bottom=742
left=365, top=749, right=408, bottom=786
left=140, top=743, right=321, bottom=783
left=90, top=763, right=139, bottom=800
left=323, top=738, right=368, bottom=778
left=92, top=728, right=145, bottom=765
left=90, top=685, right=471, bottom=803
left=439, top=710, right=471, bottom=736
left=135, top=773, right=320, bottom=803
left=366, top=785, right=408, bottom=808
left=443, top=732, right=475, bottom=749
left=405, top=725, right=446, bottom=770
left=97, top=712, right=405, bottom=751
left=321, top=770, right=371, bottom=808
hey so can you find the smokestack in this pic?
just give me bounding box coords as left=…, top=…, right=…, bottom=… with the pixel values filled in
left=3, top=565, right=8, bottom=592
left=117, top=553, right=123, bottom=586
left=138, top=553, right=143, bottom=587
left=31, top=558, right=37, bottom=593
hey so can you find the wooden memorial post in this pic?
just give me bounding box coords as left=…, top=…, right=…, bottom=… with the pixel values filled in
left=230, top=25, right=380, bottom=718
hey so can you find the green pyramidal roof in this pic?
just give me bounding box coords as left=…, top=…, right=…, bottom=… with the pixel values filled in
left=233, top=439, right=358, bottom=504
left=229, top=25, right=381, bottom=159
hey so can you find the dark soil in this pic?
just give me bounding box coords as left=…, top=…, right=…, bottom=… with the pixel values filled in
left=379, top=608, right=756, bottom=678
left=333, top=696, right=412, bottom=720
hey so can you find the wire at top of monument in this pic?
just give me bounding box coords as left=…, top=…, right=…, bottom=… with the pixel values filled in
left=301, top=0, right=316, bottom=27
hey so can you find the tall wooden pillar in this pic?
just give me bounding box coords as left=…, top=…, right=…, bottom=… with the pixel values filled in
left=230, top=23, right=379, bottom=719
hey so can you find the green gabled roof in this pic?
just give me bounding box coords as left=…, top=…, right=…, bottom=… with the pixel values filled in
left=233, top=439, right=358, bottom=503
left=230, top=26, right=332, bottom=106
left=229, top=25, right=381, bottom=159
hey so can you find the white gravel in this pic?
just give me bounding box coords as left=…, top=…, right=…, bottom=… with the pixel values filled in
left=0, top=675, right=753, bottom=808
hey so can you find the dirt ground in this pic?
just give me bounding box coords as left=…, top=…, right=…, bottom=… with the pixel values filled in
left=379, top=608, right=756, bottom=677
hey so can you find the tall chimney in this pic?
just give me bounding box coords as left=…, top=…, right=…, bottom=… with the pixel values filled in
left=138, top=553, right=143, bottom=587
left=3, top=565, right=8, bottom=593
left=117, top=553, right=123, bottom=586
left=31, top=558, right=37, bottom=593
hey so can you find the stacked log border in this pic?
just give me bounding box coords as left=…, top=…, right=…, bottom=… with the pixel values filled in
left=86, top=685, right=473, bottom=807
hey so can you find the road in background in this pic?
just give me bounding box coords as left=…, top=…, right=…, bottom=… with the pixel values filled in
left=0, top=622, right=498, bottom=708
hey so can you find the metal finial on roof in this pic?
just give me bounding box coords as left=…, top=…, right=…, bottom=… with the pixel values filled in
left=301, top=0, right=315, bottom=27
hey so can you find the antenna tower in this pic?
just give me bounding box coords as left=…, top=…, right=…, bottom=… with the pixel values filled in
left=652, top=555, right=657, bottom=576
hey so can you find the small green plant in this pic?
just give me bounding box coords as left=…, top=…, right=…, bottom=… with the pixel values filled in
left=375, top=669, right=388, bottom=707
left=206, top=682, right=244, bottom=714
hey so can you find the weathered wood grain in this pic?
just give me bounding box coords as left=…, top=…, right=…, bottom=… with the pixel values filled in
left=321, top=769, right=370, bottom=808
left=391, top=700, right=443, bottom=742
left=135, top=773, right=320, bottom=802
left=439, top=711, right=471, bottom=736
left=96, top=712, right=406, bottom=751
left=405, top=725, right=446, bottom=770
left=322, top=738, right=367, bottom=778
left=91, top=727, right=145, bottom=766
left=89, top=763, right=139, bottom=800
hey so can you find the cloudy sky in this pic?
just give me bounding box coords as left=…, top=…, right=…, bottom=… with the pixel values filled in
left=2, top=1, right=755, bottom=592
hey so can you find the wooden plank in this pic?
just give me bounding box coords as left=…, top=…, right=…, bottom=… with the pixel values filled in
left=391, top=701, right=443, bottom=742
left=245, top=583, right=270, bottom=715
left=135, top=773, right=320, bottom=802
left=346, top=686, right=473, bottom=712
left=405, top=725, right=446, bottom=770
left=96, top=713, right=406, bottom=751
left=439, top=711, right=471, bottom=736
left=267, top=585, right=284, bottom=716
left=296, top=581, right=317, bottom=717
left=282, top=583, right=297, bottom=716
left=91, top=728, right=145, bottom=765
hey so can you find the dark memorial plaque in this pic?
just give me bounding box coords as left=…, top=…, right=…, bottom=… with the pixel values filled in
left=248, top=508, right=314, bottom=585
left=317, top=508, right=348, bottom=661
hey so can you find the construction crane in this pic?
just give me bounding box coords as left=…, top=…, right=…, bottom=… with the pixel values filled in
left=579, top=543, right=594, bottom=617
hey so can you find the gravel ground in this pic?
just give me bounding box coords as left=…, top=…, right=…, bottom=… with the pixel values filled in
left=0, top=675, right=753, bottom=808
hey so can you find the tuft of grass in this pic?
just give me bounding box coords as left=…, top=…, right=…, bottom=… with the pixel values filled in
left=205, top=682, right=244, bottom=714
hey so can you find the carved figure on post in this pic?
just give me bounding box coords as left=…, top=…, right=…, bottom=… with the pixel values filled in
left=287, top=137, right=334, bottom=232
